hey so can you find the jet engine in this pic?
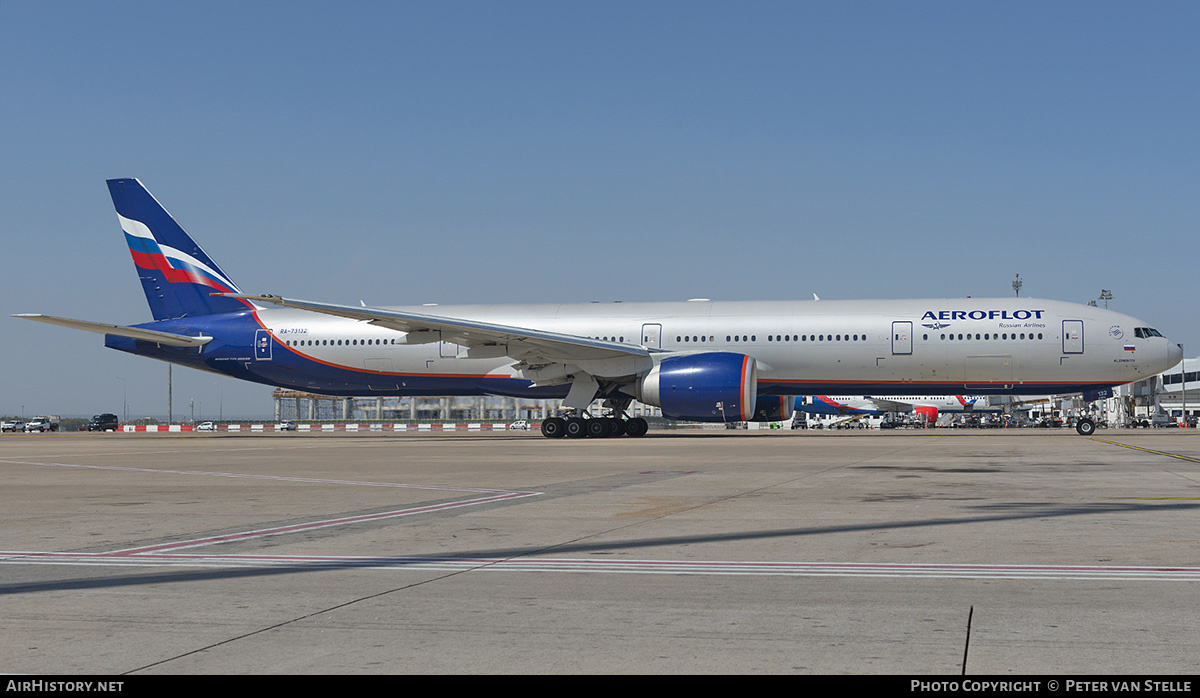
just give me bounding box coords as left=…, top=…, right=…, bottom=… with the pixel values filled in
left=750, top=395, right=794, bottom=422
left=636, top=352, right=757, bottom=422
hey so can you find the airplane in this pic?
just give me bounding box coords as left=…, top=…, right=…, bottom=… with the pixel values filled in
left=800, top=395, right=1002, bottom=419
left=15, top=179, right=1184, bottom=438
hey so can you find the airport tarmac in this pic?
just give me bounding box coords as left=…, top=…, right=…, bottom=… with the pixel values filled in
left=2, top=428, right=1199, bottom=674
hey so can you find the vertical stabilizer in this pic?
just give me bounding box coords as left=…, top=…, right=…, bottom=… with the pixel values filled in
left=108, top=178, right=248, bottom=320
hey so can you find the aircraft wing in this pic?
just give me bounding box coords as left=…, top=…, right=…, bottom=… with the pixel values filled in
left=862, top=397, right=914, bottom=413
left=221, top=294, right=651, bottom=365
left=13, top=314, right=213, bottom=347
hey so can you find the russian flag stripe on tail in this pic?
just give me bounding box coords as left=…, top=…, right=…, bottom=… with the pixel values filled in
left=107, top=179, right=251, bottom=320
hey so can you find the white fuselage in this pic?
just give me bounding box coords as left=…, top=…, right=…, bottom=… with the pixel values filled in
left=253, top=296, right=1180, bottom=397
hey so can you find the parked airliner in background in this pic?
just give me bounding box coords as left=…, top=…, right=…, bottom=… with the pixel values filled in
left=15, top=179, right=1183, bottom=438
left=801, top=395, right=1002, bottom=419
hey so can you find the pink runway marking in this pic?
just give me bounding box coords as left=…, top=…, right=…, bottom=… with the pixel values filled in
left=0, top=458, right=522, bottom=494
left=107, top=491, right=538, bottom=555
left=0, top=456, right=542, bottom=557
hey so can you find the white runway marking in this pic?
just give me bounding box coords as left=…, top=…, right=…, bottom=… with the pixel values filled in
left=3, top=551, right=1200, bottom=581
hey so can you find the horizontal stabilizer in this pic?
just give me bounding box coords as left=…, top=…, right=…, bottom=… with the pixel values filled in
left=12, top=314, right=213, bottom=347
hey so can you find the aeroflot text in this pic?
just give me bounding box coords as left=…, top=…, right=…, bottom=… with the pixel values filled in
left=922, top=310, right=1047, bottom=321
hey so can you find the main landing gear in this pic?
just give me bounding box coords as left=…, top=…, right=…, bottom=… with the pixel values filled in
left=1075, top=417, right=1096, bottom=436
left=540, top=414, right=649, bottom=439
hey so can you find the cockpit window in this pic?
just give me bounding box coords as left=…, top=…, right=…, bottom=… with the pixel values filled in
left=1135, top=327, right=1164, bottom=339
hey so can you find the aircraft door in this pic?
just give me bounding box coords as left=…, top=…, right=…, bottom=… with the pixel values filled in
left=641, top=323, right=662, bottom=349
left=254, top=329, right=273, bottom=361
left=891, top=321, right=912, bottom=355
left=1063, top=320, right=1084, bottom=354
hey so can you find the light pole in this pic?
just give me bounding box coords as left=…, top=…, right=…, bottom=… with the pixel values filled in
left=1012, top=273, right=1022, bottom=298
left=116, top=377, right=127, bottom=423
left=1182, top=344, right=1188, bottom=428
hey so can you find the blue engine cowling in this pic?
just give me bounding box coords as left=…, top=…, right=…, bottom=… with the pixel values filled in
left=750, top=395, right=794, bottom=422
left=637, top=352, right=757, bottom=422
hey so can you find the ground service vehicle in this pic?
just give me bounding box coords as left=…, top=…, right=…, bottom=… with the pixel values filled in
left=86, top=414, right=120, bottom=432
left=24, top=416, right=59, bottom=432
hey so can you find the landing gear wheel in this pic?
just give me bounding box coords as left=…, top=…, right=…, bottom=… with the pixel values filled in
left=586, top=419, right=609, bottom=438
left=607, top=418, right=625, bottom=437
left=1075, top=418, right=1096, bottom=436
left=565, top=417, right=588, bottom=439
left=541, top=417, right=566, bottom=438
left=624, top=417, right=649, bottom=438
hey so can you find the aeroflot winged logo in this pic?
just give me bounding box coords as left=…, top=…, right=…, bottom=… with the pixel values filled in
left=922, top=309, right=1047, bottom=321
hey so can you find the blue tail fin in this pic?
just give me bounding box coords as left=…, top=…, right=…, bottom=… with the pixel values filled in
left=108, top=178, right=249, bottom=320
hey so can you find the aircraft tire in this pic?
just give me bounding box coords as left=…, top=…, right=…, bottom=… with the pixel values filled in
left=586, top=419, right=609, bottom=438
left=1075, top=418, right=1096, bottom=436
left=607, top=418, right=625, bottom=437
left=565, top=417, right=588, bottom=439
left=624, top=417, right=649, bottom=438
left=541, top=417, right=566, bottom=438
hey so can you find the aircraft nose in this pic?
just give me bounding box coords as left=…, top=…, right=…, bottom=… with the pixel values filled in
left=1169, top=342, right=1184, bottom=367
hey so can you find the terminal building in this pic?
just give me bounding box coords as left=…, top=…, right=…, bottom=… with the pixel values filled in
left=271, top=390, right=663, bottom=423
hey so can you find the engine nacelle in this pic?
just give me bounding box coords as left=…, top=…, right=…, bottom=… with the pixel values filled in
left=750, top=396, right=794, bottom=422
left=637, top=352, right=757, bottom=422
left=914, top=406, right=938, bottom=424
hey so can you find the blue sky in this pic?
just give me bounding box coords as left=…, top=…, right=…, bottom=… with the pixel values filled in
left=2, top=1, right=1197, bottom=418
